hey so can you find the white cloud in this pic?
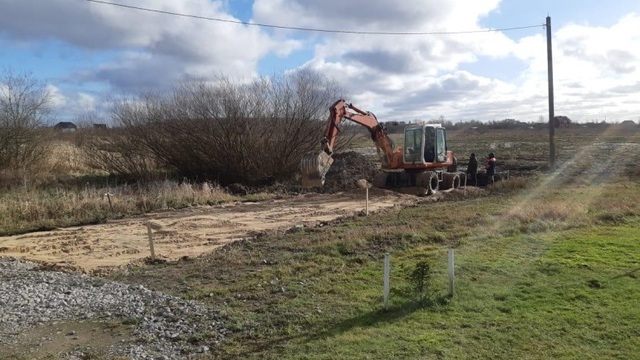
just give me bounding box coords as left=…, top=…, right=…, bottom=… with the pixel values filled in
left=0, top=0, right=299, bottom=89
left=543, top=13, right=640, bottom=120
left=46, top=85, right=67, bottom=108
left=1, top=1, right=639, bottom=123
left=77, top=93, right=97, bottom=112
left=295, top=4, right=640, bottom=122
left=44, top=85, right=99, bottom=122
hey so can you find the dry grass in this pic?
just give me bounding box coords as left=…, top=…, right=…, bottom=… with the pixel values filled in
left=503, top=199, right=590, bottom=233
left=0, top=180, right=239, bottom=235
left=0, top=140, right=261, bottom=235
left=0, top=139, right=95, bottom=187
left=46, top=139, right=92, bottom=176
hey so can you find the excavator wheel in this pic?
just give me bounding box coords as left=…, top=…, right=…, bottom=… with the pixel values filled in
left=442, top=172, right=461, bottom=190
left=416, top=171, right=439, bottom=195
left=372, top=172, right=389, bottom=189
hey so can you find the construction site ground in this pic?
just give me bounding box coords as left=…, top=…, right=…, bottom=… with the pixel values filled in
left=0, top=146, right=539, bottom=274
left=0, top=189, right=425, bottom=273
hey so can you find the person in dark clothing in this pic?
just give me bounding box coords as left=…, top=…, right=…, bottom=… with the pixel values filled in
left=424, top=127, right=435, bottom=162
left=466, top=153, right=478, bottom=186
left=485, top=152, right=496, bottom=184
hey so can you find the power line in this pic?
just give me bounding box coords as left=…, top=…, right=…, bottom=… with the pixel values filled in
left=85, top=0, right=544, bottom=35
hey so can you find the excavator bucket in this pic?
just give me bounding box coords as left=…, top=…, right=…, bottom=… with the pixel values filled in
left=299, top=151, right=334, bottom=187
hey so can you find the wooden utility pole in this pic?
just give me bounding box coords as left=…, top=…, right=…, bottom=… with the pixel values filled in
left=546, top=16, right=556, bottom=168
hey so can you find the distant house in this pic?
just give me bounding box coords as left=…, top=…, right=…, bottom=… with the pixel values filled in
left=54, top=121, right=77, bottom=132
left=620, top=120, right=637, bottom=127
left=93, top=123, right=108, bottom=130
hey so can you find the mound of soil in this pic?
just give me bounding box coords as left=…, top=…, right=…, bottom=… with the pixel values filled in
left=324, top=151, right=379, bottom=192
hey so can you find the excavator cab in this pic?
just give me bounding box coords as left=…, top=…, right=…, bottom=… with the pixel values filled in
left=403, top=124, right=447, bottom=165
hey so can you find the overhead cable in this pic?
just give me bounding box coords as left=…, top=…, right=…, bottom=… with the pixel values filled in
left=85, top=0, right=545, bottom=35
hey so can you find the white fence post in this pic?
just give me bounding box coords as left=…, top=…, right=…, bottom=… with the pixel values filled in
left=448, top=248, right=455, bottom=297
left=383, top=253, right=390, bottom=310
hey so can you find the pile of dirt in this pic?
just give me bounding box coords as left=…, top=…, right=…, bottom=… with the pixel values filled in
left=324, top=151, right=379, bottom=192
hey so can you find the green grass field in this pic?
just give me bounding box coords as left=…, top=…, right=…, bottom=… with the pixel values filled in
left=104, top=126, right=640, bottom=359
left=109, top=175, right=640, bottom=359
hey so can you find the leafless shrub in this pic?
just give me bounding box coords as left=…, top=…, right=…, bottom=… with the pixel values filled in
left=78, top=126, right=160, bottom=181
left=91, top=69, right=351, bottom=185
left=0, top=68, right=54, bottom=178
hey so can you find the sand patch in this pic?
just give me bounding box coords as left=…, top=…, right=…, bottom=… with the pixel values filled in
left=1, top=190, right=415, bottom=273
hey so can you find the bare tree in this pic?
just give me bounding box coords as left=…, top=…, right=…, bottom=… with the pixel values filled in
left=78, top=93, right=167, bottom=180
left=0, top=69, right=53, bottom=172
left=90, top=69, right=348, bottom=185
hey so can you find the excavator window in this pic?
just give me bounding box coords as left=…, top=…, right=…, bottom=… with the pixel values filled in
left=424, top=127, right=435, bottom=162
left=404, top=128, right=423, bottom=163
left=436, top=128, right=446, bottom=162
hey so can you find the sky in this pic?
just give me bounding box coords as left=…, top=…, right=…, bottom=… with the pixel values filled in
left=1, top=0, right=640, bottom=124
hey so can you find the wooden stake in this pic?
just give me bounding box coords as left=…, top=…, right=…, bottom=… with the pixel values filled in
left=366, top=187, right=369, bottom=216
left=146, top=222, right=156, bottom=260
left=464, top=172, right=468, bottom=194
left=106, top=193, right=113, bottom=211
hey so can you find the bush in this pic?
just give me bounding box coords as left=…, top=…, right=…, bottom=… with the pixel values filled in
left=88, top=69, right=352, bottom=185
left=78, top=126, right=160, bottom=181
left=407, top=260, right=433, bottom=307
left=0, top=69, right=54, bottom=178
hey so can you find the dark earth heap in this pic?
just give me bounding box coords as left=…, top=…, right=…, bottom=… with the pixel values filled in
left=323, top=151, right=379, bottom=192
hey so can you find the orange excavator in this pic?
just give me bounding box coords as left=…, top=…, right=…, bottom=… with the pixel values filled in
left=300, top=99, right=462, bottom=195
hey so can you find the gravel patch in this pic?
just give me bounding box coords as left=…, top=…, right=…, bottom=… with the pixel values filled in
left=0, top=257, right=226, bottom=359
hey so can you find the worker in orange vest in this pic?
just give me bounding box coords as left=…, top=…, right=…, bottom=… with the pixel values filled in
left=485, top=152, right=496, bottom=184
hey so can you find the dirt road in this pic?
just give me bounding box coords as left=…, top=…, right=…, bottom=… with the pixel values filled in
left=0, top=189, right=416, bottom=273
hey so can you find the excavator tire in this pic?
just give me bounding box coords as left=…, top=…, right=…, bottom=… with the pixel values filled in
left=442, top=172, right=461, bottom=190
left=372, top=172, right=389, bottom=188
left=372, top=170, right=445, bottom=196
left=416, top=171, right=439, bottom=195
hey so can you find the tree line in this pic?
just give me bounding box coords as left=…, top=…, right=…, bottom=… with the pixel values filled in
left=1, top=68, right=356, bottom=186
left=3, top=67, right=631, bottom=187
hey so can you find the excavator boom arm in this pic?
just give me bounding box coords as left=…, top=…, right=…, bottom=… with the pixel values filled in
left=321, top=100, right=399, bottom=166
left=300, top=99, right=403, bottom=187
left=321, top=100, right=375, bottom=153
